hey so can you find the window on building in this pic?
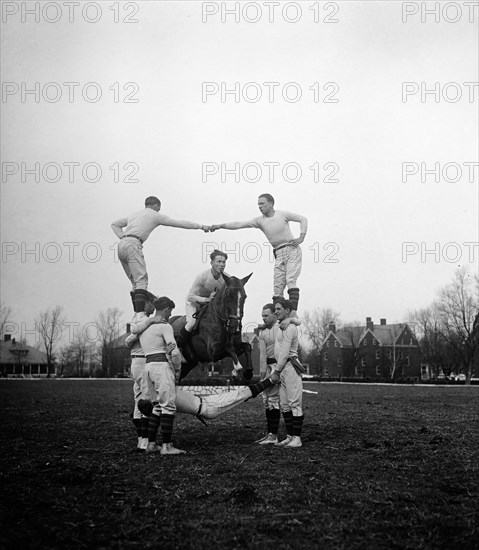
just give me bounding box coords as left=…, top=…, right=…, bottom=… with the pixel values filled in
left=337, top=358, right=341, bottom=367
left=376, top=365, right=380, bottom=375
left=361, top=358, right=366, bottom=367
left=354, top=366, right=359, bottom=376
left=405, top=356, right=410, bottom=366
left=326, top=341, right=330, bottom=348
left=324, top=367, right=329, bottom=377
left=375, top=350, right=380, bottom=359
left=387, top=350, right=391, bottom=359
left=373, top=339, right=378, bottom=346
left=363, top=339, right=367, bottom=346
left=324, top=353, right=328, bottom=361
left=334, top=340, right=339, bottom=347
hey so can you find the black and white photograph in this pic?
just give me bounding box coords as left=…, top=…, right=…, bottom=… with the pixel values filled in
left=1, top=1, right=478, bottom=548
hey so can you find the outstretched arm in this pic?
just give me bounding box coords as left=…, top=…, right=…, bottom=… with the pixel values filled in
left=211, top=219, right=258, bottom=231
left=157, top=213, right=209, bottom=231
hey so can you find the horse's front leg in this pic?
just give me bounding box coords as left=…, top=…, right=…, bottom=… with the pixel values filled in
left=224, top=342, right=243, bottom=380
left=240, top=341, right=253, bottom=381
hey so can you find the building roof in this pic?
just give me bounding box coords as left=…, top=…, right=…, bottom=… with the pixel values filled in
left=0, top=339, right=48, bottom=365
left=368, top=324, right=405, bottom=346
left=323, top=322, right=413, bottom=348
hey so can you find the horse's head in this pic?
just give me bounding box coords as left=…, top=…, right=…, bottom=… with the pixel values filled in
left=221, top=273, right=252, bottom=334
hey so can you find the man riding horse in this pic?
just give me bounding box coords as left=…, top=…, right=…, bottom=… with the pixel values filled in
left=169, top=270, right=253, bottom=380
left=176, top=249, right=229, bottom=362
left=128, top=251, right=254, bottom=381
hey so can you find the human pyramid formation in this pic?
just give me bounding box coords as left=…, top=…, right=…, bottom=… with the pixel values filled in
left=111, top=193, right=308, bottom=454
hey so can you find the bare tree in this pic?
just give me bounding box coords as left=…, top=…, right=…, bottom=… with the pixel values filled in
left=302, top=308, right=341, bottom=375
left=0, top=302, right=14, bottom=336
left=434, top=267, right=479, bottom=385
left=409, top=306, right=454, bottom=379
left=70, top=333, right=89, bottom=377
left=57, top=344, right=75, bottom=377
left=95, top=308, right=123, bottom=377
left=35, top=306, right=65, bottom=377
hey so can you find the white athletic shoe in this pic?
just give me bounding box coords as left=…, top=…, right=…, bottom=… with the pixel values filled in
left=258, top=434, right=278, bottom=445
left=284, top=436, right=302, bottom=448
left=254, top=434, right=269, bottom=443
left=275, top=436, right=293, bottom=447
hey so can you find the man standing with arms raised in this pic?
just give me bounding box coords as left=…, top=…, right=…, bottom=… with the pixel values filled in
left=211, top=194, right=307, bottom=316
left=111, top=196, right=210, bottom=314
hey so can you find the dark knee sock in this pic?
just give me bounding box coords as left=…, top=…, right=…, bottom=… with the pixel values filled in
left=160, top=414, right=175, bottom=444
left=283, top=411, right=294, bottom=436
left=148, top=414, right=161, bottom=443
left=287, top=288, right=300, bottom=312
left=133, top=418, right=142, bottom=438
left=140, top=416, right=149, bottom=438
left=265, top=409, right=272, bottom=432
left=292, top=415, right=304, bottom=437
left=269, top=408, right=281, bottom=435
left=133, top=289, right=148, bottom=313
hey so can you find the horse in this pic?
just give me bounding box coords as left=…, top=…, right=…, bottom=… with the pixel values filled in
left=169, top=273, right=253, bottom=381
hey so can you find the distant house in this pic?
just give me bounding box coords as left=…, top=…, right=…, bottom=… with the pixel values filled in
left=0, top=334, right=48, bottom=377
left=321, top=317, right=423, bottom=381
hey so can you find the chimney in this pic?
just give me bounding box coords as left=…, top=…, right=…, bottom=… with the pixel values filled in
left=4, top=334, right=11, bottom=342
left=380, top=318, right=386, bottom=325
left=328, top=322, right=336, bottom=333
left=366, top=317, right=374, bottom=331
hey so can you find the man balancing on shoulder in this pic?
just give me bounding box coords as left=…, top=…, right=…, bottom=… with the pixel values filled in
left=210, top=193, right=307, bottom=318
left=111, top=196, right=211, bottom=315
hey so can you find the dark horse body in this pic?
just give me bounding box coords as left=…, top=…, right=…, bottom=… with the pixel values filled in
left=169, top=274, right=254, bottom=381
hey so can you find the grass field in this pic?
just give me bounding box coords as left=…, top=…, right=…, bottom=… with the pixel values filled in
left=1, top=381, right=478, bottom=550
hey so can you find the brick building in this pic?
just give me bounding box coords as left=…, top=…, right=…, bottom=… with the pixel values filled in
left=321, top=317, right=423, bottom=381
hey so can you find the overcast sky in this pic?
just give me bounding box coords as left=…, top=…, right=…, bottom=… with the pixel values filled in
left=1, top=0, right=478, bottom=346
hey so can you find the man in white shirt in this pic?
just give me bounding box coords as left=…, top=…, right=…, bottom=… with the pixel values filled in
left=211, top=194, right=307, bottom=315
left=270, top=298, right=304, bottom=448
left=176, top=249, right=229, bottom=354
left=111, top=196, right=210, bottom=314
left=139, top=296, right=185, bottom=455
